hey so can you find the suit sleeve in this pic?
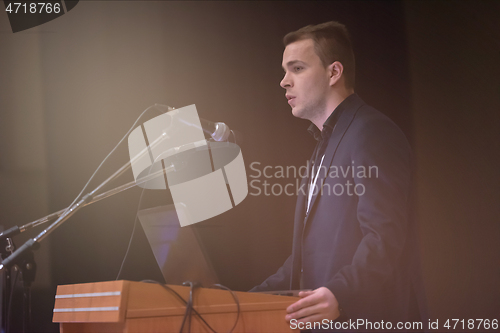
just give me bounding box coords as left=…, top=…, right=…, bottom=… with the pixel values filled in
left=325, top=114, right=413, bottom=316
left=248, top=254, right=293, bottom=292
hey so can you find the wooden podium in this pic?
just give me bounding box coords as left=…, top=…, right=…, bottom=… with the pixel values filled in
left=53, top=280, right=300, bottom=332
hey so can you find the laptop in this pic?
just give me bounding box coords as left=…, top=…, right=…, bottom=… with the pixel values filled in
left=138, top=204, right=219, bottom=287
left=138, top=204, right=307, bottom=296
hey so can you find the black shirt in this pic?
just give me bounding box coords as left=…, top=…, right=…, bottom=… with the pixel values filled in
left=306, top=93, right=357, bottom=169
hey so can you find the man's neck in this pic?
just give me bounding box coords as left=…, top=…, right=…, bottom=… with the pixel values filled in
left=312, top=89, right=354, bottom=131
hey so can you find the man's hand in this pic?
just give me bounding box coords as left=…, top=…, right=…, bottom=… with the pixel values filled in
left=285, top=287, right=340, bottom=324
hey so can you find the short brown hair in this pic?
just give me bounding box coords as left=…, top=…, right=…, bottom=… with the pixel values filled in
left=283, top=21, right=355, bottom=89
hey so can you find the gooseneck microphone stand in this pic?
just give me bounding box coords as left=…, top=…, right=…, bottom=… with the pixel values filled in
left=0, top=166, right=172, bottom=244
left=0, top=107, right=231, bottom=332
left=0, top=130, right=178, bottom=333
left=0, top=150, right=176, bottom=270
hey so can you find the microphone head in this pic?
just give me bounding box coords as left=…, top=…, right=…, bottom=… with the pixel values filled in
left=212, top=122, right=231, bottom=141
left=154, top=104, right=177, bottom=114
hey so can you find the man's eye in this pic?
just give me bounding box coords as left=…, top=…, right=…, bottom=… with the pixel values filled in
left=294, top=67, right=303, bottom=72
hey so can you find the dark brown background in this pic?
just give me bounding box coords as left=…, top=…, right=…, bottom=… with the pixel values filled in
left=0, top=1, right=498, bottom=331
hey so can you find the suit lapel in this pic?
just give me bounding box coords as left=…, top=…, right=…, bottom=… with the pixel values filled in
left=302, top=101, right=363, bottom=230
left=290, top=174, right=308, bottom=288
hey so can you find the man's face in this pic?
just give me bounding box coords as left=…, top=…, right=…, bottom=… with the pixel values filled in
left=280, top=39, right=331, bottom=121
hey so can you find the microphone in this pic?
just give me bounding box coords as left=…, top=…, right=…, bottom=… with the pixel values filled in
left=199, top=118, right=231, bottom=142
left=153, top=104, right=231, bottom=142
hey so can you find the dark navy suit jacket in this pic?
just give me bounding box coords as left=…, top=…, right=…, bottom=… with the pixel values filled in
left=250, top=94, right=427, bottom=327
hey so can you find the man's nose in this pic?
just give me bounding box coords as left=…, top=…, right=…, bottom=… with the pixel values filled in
left=280, top=73, right=292, bottom=88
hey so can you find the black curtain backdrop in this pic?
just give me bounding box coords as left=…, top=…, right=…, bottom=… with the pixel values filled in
left=44, top=3, right=412, bottom=332
left=47, top=0, right=412, bottom=286
left=0, top=1, right=498, bottom=332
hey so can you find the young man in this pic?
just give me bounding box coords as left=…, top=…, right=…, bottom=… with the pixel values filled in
left=250, top=22, right=426, bottom=329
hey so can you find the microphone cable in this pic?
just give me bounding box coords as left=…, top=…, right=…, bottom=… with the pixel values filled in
left=179, top=281, right=200, bottom=333
left=114, top=180, right=147, bottom=280
left=140, top=280, right=217, bottom=333
left=140, top=280, right=241, bottom=333
left=211, top=283, right=240, bottom=333
left=115, top=133, right=176, bottom=280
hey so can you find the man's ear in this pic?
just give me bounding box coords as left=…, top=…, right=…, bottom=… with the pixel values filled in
left=328, top=61, right=344, bottom=86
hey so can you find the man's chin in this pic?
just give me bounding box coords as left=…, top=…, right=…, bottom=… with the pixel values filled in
left=291, top=107, right=305, bottom=119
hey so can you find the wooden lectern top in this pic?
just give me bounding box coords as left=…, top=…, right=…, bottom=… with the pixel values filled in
left=53, top=280, right=300, bottom=332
